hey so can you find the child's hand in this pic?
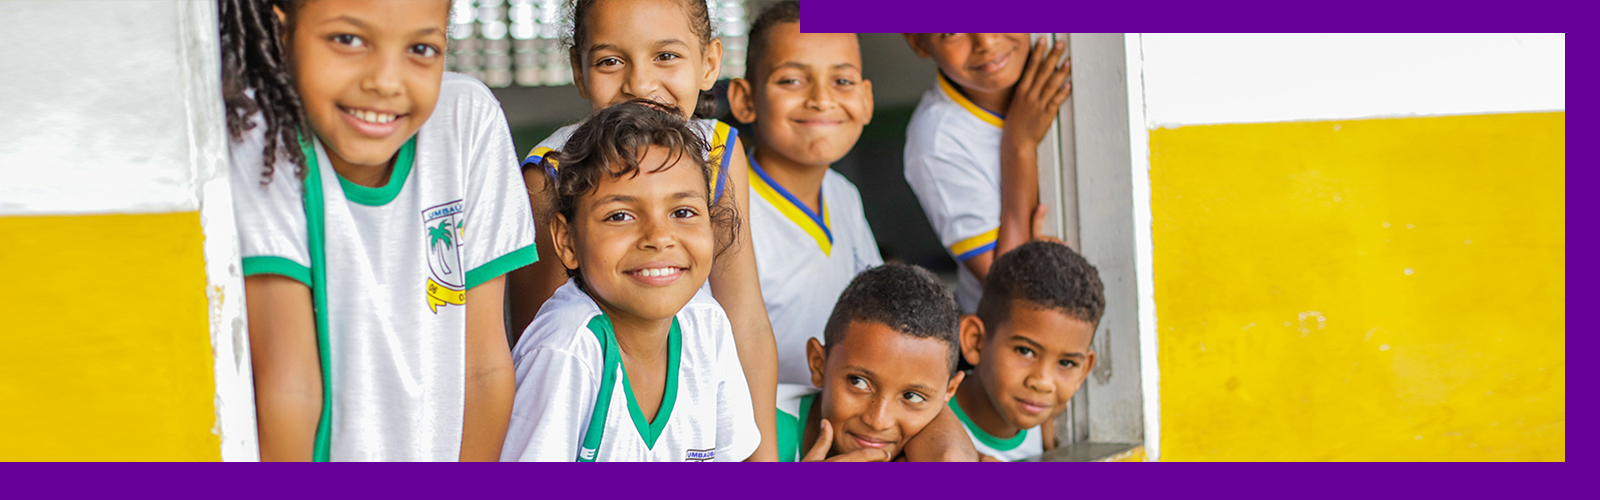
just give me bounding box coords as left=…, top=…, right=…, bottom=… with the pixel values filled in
left=1003, top=38, right=1072, bottom=149
left=1030, top=204, right=1064, bottom=245
left=802, top=419, right=891, bottom=462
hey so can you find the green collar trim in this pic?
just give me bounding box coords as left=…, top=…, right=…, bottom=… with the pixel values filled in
left=298, top=133, right=335, bottom=462
left=621, top=318, right=682, bottom=449
left=949, top=396, right=1027, bottom=451
left=331, top=135, right=417, bottom=206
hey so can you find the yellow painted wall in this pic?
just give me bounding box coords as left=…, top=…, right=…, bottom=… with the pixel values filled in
left=0, top=212, right=220, bottom=461
left=1150, top=112, right=1565, bottom=461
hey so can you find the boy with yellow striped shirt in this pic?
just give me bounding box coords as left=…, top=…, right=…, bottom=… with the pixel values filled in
left=727, top=1, right=882, bottom=385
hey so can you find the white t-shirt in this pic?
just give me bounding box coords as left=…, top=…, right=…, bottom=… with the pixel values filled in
left=502, top=279, right=760, bottom=462
left=524, top=118, right=738, bottom=206
left=904, top=73, right=1006, bottom=313
left=949, top=395, right=1043, bottom=461
left=231, top=73, right=537, bottom=461
left=748, top=157, right=883, bottom=385
left=774, top=383, right=822, bottom=462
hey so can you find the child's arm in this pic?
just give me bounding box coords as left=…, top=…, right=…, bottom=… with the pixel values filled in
left=461, top=276, right=516, bottom=461
left=506, top=168, right=569, bottom=339
left=711, top=139, right=781, bottom=462
left=1041, top=418, right=1058, bottom=451
left=244, top=275, right=321, bottom=462
left=987, top=39, right=1071, bottom=279
left=899, top=404, right=983, bottom=462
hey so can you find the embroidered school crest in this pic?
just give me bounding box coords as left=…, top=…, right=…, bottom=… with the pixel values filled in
left=423, top=200, right=467, bottom=313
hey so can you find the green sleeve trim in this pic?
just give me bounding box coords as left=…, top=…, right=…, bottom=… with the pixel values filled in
left=948, top=396, right=1028, bottom=451
left=241, top=256, right=311, bottom=287
left=465, top=244, right=539, bottom=290
left=335, top=136, right=416, bottom=206
left=776, top=394, right=817, bottom=462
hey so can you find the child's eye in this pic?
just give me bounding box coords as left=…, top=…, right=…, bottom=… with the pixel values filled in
left=902, top=392, right=928, bottom=404
left=847, top=375, right=869, bottom=390
left=1059, top=359, right=1079, bottom=369
left=410, top=44, right=440, bottom=58
left=331, top=34, right=365, bottom=47
left=655, top=52, right=682, bottom=62
left=671, top=208, right=698, bottom=219
left=595, top=57, right=622, bottom=67
left=1015, top=346, right=1036, bottom=358
left=834, top=78, right=857, bottom=87
left=777, top=78, right=802, bottom=86
left=604, top=211, right=633, bottom=222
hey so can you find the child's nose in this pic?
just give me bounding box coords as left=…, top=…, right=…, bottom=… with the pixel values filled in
left=637, top=216, right=676, bottom=250
left=806, top=81, right=837, bottom=111
left=622, top=64, right=660, bottom=100
left=362, top=52, right=405, bottom=97
left=859, top=395, right=895, bottom=431
left=970, top=33, right=1005, bottom=54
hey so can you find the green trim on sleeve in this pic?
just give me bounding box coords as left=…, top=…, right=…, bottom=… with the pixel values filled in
left=241, top=256, right=311, bottom=287
left=335, top=136, right=416, bottom=206
left=776, top=394, right=818, bottom=462
left=948, top=396, right=1028, bottom=452
left=465, top=244, right=539, bottom=290
left=300, top=134, right=336, bottom=462
left=621, top=318, right=682, bottom=450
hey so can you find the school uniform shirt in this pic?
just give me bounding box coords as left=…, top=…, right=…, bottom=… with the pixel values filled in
left=523, top=118, right=738, bottom=206
left=775, top=383, right=822, bottom=462
left=748, top=157, right=883, bottom=386
left=949, top=395, right=1043, bottom=461
left=501, top=279, right=760, bottom=462
left=903, top=72, right=1007, bottom=313
left=230, top=73, right=538, bottom=461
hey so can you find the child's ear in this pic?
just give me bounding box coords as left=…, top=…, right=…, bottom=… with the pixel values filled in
left=700, top=38, right=724, bottom=91
left=944, top=370, right=965, bottom=402
left=860, top=79, right=875, bottom=125
left=901, top=33, right=930, bottom=59
left=806, top=337, right=827, bottom=389
left=549, top=213, right=580, bottom=272
left=727, top=78, right=757, bottom=125
left=1075, top=349, right=1097, bottom=391
left=958, top=315, right=985, bottom=366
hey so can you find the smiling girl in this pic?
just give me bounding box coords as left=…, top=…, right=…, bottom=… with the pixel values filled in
left=505, top=0, right=778, bottom=460
left=221, top=0, right=535, bottom=461
left=501, top=101, right=759, bottom=462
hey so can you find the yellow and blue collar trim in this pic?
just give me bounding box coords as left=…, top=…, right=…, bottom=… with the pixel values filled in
left=748, top=155, right=833, bottom=255
left=522, top=121, right=737, bottom=206
left=937, top=72, right=1005, bottom=128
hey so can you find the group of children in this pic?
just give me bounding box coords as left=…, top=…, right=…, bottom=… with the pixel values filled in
left=221, top=0, right=1099, bottom=462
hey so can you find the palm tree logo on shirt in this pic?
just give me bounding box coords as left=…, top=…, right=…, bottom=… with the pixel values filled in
left=421, top=200, right=466, bottom=313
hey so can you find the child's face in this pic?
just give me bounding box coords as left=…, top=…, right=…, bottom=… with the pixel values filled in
left=574, top=0, right=722, bottom=118
left=735, top=24, right=872, bottom=166
left=906, top=33, right=1030, bottom=98
left=972, top=302, right=1097, bottom=431
left=806, top=323, right=962, bottom=459
left=553, top=146, right=714, bottom=322
left=290, top=0, right=450, bottom=167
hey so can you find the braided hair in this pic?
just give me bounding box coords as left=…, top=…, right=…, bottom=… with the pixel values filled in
left=219, top=0, right=307, bottom=184
left=566, top=0, right=720, bottom=119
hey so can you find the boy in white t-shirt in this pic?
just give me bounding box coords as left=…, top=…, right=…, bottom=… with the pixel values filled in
left=951, top=241, right=1103, bottom=461
left=775, top=264, right=978, bottom=462
left=501, top=101, right=759, bottom=462
left=901, top=33, right=1071, bottom=313
left=727, top=1, right=883, bottom=386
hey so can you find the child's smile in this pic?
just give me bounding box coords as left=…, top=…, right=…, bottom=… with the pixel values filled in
left=555, top=145, right=715, bottom=324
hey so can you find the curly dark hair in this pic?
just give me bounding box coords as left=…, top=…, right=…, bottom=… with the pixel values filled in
left=976, top=240, right=1107, bottom=337
left=219, top=0, right=307, bottom=185
left=566, top=0, right=719, bottom=119
left=822, top=263, right=962, bottom=375
left=542, top=99, right=740, bottom=284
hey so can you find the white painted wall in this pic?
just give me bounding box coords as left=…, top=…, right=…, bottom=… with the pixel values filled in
left=1139, top=33, right=1565, bottom=128
left=0, top=0, right=258, bottom=461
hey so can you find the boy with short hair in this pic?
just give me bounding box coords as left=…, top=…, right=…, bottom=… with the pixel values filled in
left=901, top=33, right=1071, bottom=313
left=774, top=263, right=978, bottom=462
left=951, top=240, right=1103, bottom=460
left=728, top=1, right=883, bottom=386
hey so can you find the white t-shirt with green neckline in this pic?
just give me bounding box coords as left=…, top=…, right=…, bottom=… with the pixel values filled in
left=949, top=394, right=1043, bottom=461
left=502, top=279, right=760, bottom=462
left=231, top=73, right=537, bottom=461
